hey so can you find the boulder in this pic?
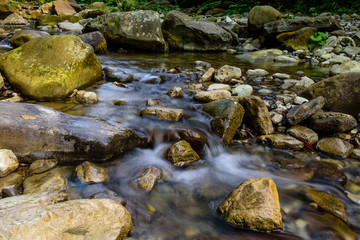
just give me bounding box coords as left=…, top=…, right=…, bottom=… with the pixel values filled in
left=218, top=177, right=283, bottom=231
left=0, top=102, right=142, bottom=162
left=78, top=31, right=107, bottom=53
left=136, top=167, right=162, bottom=191
left=78, top=9, right=105, bottom=19
left=264, top=16, right=341, bottom=36
left=84, top=10, right=166, bottom=52
left=37, top=15, right=82, bottom=26
left=0, top=35, right=102, bottom=100
left=201, top=99, right=244, bottom=144
left=286, top=96, right=325, bottom=125
left=330, top=60, right=360, bottom=75
left=301, top=72, right=360, bottom=116
left=248, top=5, right=281, bottom=33
left=316, top=137, right=353, bottom=158
left=167, top=140, right=200, bottom=167
left=10, top=30, right=50, bottom=48
left=29, top=159, right=58, bottom=174
left=3, top=13, right=28, bottom=25
left=76, top=161, right=109, bottom=183
left=239, top=95, right=274, bottom=135
left=309, top=112, right=357, bottom=133
left=286, top=126, right=318, bottom=145
left=0, top=149, right=19, bottom=178
left=258, top=134, right=304, bottom=150
left=141, top=107, right=184, bottom=121
left=214, top=65, right=241, bottom=83
left=0, top=2, right=15, bottom=19
left=162, top=10, right=232, bottom=51
left=194, top=90, right=231, bottom=102
left=276, top=27, right=316, bottom=51
left=0, top=198, right=132, bottom=240
left=52, top=0, right=76, bottom=16
left=23, top=170, right=67, bottom=194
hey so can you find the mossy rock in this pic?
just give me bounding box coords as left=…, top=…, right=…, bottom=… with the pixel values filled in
left=276, top=27, right=316, bottom=51
left=0, top=35, right=102, bottom=100
left=37, top=15, right=83, bottom=26
left=248, top=5, right=282, bottom=33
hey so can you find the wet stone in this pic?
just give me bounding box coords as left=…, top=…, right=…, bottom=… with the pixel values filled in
left=351, top=148, right=360, bottom=160
left=136, top=167, right=162, bottom=191
left=199, top=67, right=215, bottom=82
left=207, top=84, right=231, bottom=91
left=2, top=185, right=19, bottom=197
left=177, top=129, right=207, bottom=151
left=214, top=65, right=241, bottom=83
left=258, top=134, right=304, bottom=150
left=194, top=90, right=231, bottom=102
left=310, top=112, right=358, bottom=133
left=167, top=86, right=183, bottom=97
left=307, top=160, right=347, bottom=185
left=141, top=107, right=184, bottom=121
left=29, top=159, right=58, bottom=174
left=167, top=140, right=200, bottom=167
left=277, top=168, right=314, bottom=181
left=23, top=171, right=67, bottom=194
left=286, top=96, right=325, bottom=125
left=88, top=189, right=127, bottom=206
left=76, top=161, right=109, bottom=184
left=75, top=90, right=99, bottom=104
left=316, top=137, right=354, bottom=158
left=0, top=173, right=22, bottom=194
left=286, top=126, right=319, bottom=145
left=232, top=85, right=253, bottom=97
left=0, top=149, right=19, bottom=178
left=246, top=69, right=269, bottom=78
left=146, top=99, right=160, bottom=106
left=271, top=157, right=306, bottom=169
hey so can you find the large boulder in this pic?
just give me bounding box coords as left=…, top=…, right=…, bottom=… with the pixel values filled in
left=248, top=6, right=281, bottom=34
left=0, top=102, right=143, bottom=163
left=218, top=177, right=283, bottom=231
left=264, top=16, right=341, bottom=37
left=10, top=30, right=50, bottom=47
left=276, top=27, right=316, bottom=51
left=301, top=72, right=360, bottom=116
left=84, top=10, right=166, bottom=52
left=0, top=35, right=102, bottom=100
left=0, top=198, right=132, bottom=240
left=162, top=10, right=232, bottom=51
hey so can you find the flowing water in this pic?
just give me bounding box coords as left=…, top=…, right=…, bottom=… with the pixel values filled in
left=2, top=41, right=359, bottom=239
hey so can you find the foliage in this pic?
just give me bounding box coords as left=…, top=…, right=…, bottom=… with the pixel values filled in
left=199, top=0, right=221, bottom=11
left=308, top=32, right=330, bottom=49
left=225, top=3, right=251, bottom=15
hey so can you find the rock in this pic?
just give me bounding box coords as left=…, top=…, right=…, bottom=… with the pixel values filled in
left=293, top=96, right=309, bottom=105
left=239, top=95, right=274, bottom=135
left=162, top=10, right=232, bottom=51
left=310, top=112, right=357, bottom=133
left=167, top=140, right=200, bottom=167
left=330, top=61, right=360, bottom=75
left=246, top=69, right=269, bottom=78
left=344, top=46, right=360, bottom=56
left=286, top=126, right=318, bottom=145
left=248, top=5, right=281, bottom=33
left=277, top=168, right=314, bottom=181
left=23, top=171, right=67, bottom=194
left=92, top=1, right=105, bottom=8
left=301, top=72, right=360, bottom=116
left=58, top=21, right=84, bottom=32
left=214, top=65, right=241, bottom=83
left=240, top=49, right=284, bottom=62
left=258, top=134, right=304, bottom=150
left=199, top=67, right=215, bottom=82
left=88, top=190, right=127, bottom=206
left=79, top=31, right=107, bottom=53
left=273, top=73, right=290, bottom=79
left=78, top=9, right=105, bottom=19
left=0, top=2, right=15, bottom=19
left=37, top=15, right=83, bottom=27
left=293, top=77, right=315, bottom=91
left=52, top=0, right=76, bottom=16
left=305, top=189, right=347, bottom=222
left=0, top=102, right=142, bottom=162
left=167, top=86, right=183, bottom=97
left=0, top=173, right=22, bottom=194
left=351, top=149, right=360, bottom=160
left=201, top=99, right=244, bottom=144
left=75, top=90, right=99, bottom=104
left=194, top=90, right=231, bottom=102
left=0, top=149, right=19, bottom=178
left=207, top=84, right=231, bottom=91
left=232, top=85, right=253, bottom=97
left=307, top=160, right=347, bottom=185
left=286, top=96, right=325, bottom=125
left=10, top=30, right=50, bottom=48
left=0, top=35, right=102, bottom=100
left=270, top=111, right=283, bottom=124
left=84, top=10, right=166, bottom=52
left=146, top=99, right=160, bottom=106
left=264, top=16, right=341, bottom=36
left=274, top=55, right=299, bottom=64
left=218, top=177, right=283, bottom=231
left=103, top=67, right=134, bottom=83
left=316, top=137, right=353, bottom=158
left=141, top=107, right=184, bottom=121
left=2, top=185, right=19, bottom=197
left=76, top=161, right=109, bottom=184
left=136, top=167, right=162, bottom=191
left=176, top=129, right=207, bottom=150
left=29, top=159, right=58, bottom=174
left=0, top=199, right=132, bottom=240
left=3, top=13, right=28, bottom=25
left=272, top=157, right=306, bottom=169
left=276, top=27, right=316, bottom=51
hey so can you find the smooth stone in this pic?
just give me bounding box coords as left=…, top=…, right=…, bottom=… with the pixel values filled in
left=231, top=84, right=253, bottom=97
left=270, top=111, right=283, bottom=124
left=273, top=73, right=290, bottom=79
left=214, top=65, right=241, bottom=83
left=351, top=148, right=360, bottom=160
left=167, top=86, right=184, bottom=97
left=88, top=189, right=127, bottom=206
left=286, top=96, right=325, bottom=125
left=10, top=30, right=50, bottom=48
left=0, top=173, right=22, bottom=194
left=146, top=99, right=160, bottom=106
left=76, top=161, right=109, bottom=184
left=258, top=88, right=273, bottom=94
left=218, top=177, right=283, bottom=231
left=3, top=13, right=28, bottom=25
left=307, top=160, right=347, bottom=185
left=316, top=137, right=353, bottom=158
left=239, top=95, right=274, bottom=135
left=305, top=189, right=347, bottom=222
left=258, top=134, right=304, bottom=150
left=78, top=31, right=107, bottom=54
left=171, top=129, right=207, bottom=151
left=167, top=140, right=200, bottom=167
left=58, top=21, right=83, bottom=32
left=136, top=167, right=162, bottom=191
left=277, top=168, right=314, bottom=181
left=201, top=99, right=244, bottom=144
left=293, top=96, right=308, bottom=105
left=207, top=83, right=231, bottom=91
left=0, top=149, right=19, bottom=177
left=199, top=67, right=215, bottom=82
left=330, top=60, right=360, bottom=75
left=141, top=107, right=184, bottom=121
left=272, top=157, right=306, bottom=169
left=246, top=69, right=269, bottom=78
left=310, top=112, right=358, bottom=133
left=194, top=90, right=231, bottom=102
left=23, top=171, right=67, bottom=194
left=248, top=6, right=281, bottom=32
left=29, top=159, right=58, bottom=174
left=53, top=0, right=76, bottom=15
left=75, top=90, right=99, bottom=104
left=286, top=126, right=319, bottom=145
left=293, top=77, right=315, bottom=91
left=274, top=55, right=299, bottom=64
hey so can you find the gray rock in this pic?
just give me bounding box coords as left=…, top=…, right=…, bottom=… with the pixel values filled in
left=248, top=5, right=281, bottom=33
left=88, top=189, right=127, bottom=206
left=286, top=96, right=325, bottom=125
left=274, top=55, right=299, bottom=64
left=310, top=112, right=358, bottom=133
left=140, top=107, right=184, bottom=121
left=330, top=61, right=360, bottom=75
left=0, top=102, right=142, bottom=162
left=0, top=173, right=22, bottom=194
left=194, top=90, right=231, bottom=102
left=214, top=65, right=241, bottom=83
left=246, top=69, right=269, bottom=78
left=58, top=20, right=83, bottom=32
left=207, top=84, right=231, bottom=91
left=232, top=85, right=253, bottom=97
left=76, top=161, right=109, bottom=184
left=78, top=31, right=107, bottom=53
left=3, top=13, right=28, bottom=25
left=75, top=90, right=99, bottom=104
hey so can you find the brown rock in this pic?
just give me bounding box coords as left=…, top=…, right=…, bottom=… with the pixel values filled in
left=53, top=0, right=76, bottom=16
left=141, top=107, right=184, bottom=121
left=258, top=134, right=304, bottom=150
left=136, top=167, right=162, bottom=191
left=3, top=13, right=28, bottom=25
left=316, top=137, right=353, bottom=158
left=310, top=112, right=358, bottom=133
left=286, top=96, right=325, bottom=125
left=0, top=173, right=22, bottom=194
left=199, top=67, right=215, bottom=82
left=277, top=168, right=314, bottom=181
left=167, top=86, right=183, bottom=97
left=0, top=149, right=19, bottom=178
left=23, top=171, right=67, bottom=194
left=286, top=125, right=319, bottom=145
left=88, top=189, right=127, bottom=206
left=307, top=160, right=347, bottom=185
left=167, top=140, right=200, bottom=167
left=29, top=159, right=58, bottom=174
left=76, top=161, right=109, bottom=184
left=194, top=90, right=231, bottom=102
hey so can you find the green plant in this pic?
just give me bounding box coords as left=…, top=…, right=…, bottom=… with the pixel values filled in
left=308, top=32, right=330, bottom=49
left=199, top=0, right=221, bottom=11
left=225, top=3, right=251, bottom=15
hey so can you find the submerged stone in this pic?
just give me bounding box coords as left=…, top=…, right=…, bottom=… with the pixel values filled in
left=167, top=140, right=200, bottom=167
